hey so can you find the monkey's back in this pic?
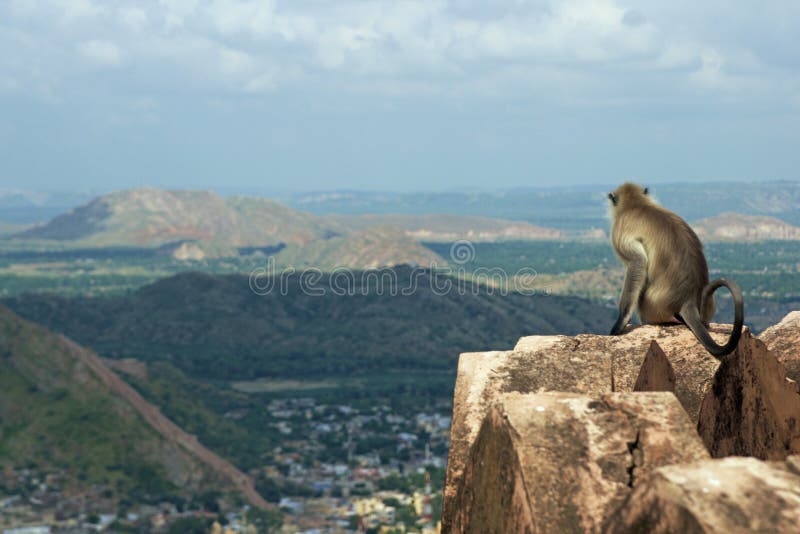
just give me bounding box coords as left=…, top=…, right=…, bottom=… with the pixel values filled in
left=613, top=202, right=710, bottom=319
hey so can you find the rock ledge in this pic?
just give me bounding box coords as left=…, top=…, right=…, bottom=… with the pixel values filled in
left=443, top=314, right=800, bottom=533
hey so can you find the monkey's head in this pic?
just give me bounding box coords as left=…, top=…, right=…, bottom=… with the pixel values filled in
left=608, top=182, right=651, bottom=211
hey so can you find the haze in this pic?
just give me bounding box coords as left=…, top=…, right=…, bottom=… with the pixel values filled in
left=1, top=1, right=798, bottom=191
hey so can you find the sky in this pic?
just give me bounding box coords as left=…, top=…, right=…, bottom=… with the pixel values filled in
left=0, top=0, right=798, bottom=191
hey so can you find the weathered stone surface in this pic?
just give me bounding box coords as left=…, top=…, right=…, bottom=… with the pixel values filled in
left=604, top=457, right=800, bottom=533
left=633, top=340, right=676, bottom=392
left=444, top=324, right=729, bottom=527
left=447, top=392, right=709, bottom=534
left=759, top=311, right=800, bottom=383
left=697, top=336, right=800, bottom=459
left=444, top=319, right=800, bottom=529
left=514, top=324, right=734, bottom=420
left=444, top=339, right=612, bottom=518
left=444, top=314, right=800, bottom=532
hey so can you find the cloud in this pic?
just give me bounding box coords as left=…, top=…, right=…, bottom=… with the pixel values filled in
left=0, top=0, right=797, bottom=108
left=79, top=40, right=123, bottom=67
left=51, top=0, right=103, bottom=22
left=243, top=73, right=277, bottom=93
left=690, top=48, right=726, bottom=89
left=119, top=7, right=148, bottom=32
left=622, top=9, right=647, bottom=27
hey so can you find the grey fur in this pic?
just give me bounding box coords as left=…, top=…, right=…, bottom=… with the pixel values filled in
left=608, top=183, right=744, bottom=358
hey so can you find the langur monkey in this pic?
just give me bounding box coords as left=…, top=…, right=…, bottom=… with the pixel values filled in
left=607, top=183, right=744, bottom=357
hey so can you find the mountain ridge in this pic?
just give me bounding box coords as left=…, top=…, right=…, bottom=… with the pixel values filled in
left=0, top=304, right=268, bottom=508
left=11, top=187, right=569, bottom=247
left=16, top=188, right=339, bottom=250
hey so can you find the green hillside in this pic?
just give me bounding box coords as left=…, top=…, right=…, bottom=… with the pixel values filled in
left=119, top=360, right=275, bottom=473
left=0, top=305, right=227, bottom=502
left=4, top=268, right=615, bottom=381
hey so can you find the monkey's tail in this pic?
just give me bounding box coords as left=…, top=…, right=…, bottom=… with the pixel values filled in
left=680, top=278, right=744, bottom=358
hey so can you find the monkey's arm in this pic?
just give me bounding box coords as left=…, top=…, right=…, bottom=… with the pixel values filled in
left=610, top=240, right=647, bottom=335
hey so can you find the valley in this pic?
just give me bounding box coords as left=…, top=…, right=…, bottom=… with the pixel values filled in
left=3, top=183, right=800, bottom=531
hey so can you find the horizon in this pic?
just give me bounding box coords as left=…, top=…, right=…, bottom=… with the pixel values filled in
left=1, top=1, right=799, bottom=191
left=2, top=177, right=800, bottom=197
left=2, top=178, right=800, bottom=228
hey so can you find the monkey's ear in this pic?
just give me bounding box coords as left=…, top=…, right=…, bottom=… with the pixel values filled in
left=608, top=192, right=618, bottom=205
left=643, top=187, right=649, bottom=195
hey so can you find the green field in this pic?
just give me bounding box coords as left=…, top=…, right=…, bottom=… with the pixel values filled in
left=3, top=239, right=799, bottom=295
left=2, top=239, right=798, bottom=332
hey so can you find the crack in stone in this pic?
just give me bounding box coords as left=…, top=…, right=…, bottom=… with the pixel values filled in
left=626, top=429, right=641, bottom=488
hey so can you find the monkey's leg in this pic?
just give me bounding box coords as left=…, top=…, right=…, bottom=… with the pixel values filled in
left=610, top=244, right=647, bottom=335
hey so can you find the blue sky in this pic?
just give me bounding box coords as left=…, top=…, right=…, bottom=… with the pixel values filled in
left=0, top=0, right=798, bottom=191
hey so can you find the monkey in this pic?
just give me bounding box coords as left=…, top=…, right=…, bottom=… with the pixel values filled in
left=607, top=182, right=744, bottom=357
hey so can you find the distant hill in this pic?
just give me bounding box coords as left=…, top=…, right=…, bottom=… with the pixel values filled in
left=10, top=189, right=561, bottom=269
left=8, top=188, right=568, bottom=266
left=288, top=188, right=609, bottom=231
left=16, top=188, right=340, bottom=252
left=274, top=226, right=446, bottom=269
left=4, top=269, right=616, bottom=381
left=285, top=181, right=800, bottom=230
left=0, top=304, right=267, bottom=507
left=0, top=189, right=97, bottom=224
left=0, top=220, right=28, bottom=236
left=6, top=182, right=800, bottom=237
left=693, top=212, right=800, bottom=241
left=327, top=214, right=563, bottom=242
